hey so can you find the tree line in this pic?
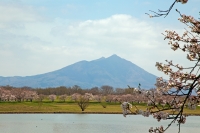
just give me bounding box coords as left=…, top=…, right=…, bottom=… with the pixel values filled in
left=0, top=85, right=144, bottom=96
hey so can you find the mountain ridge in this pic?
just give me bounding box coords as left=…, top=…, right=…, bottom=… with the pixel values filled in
left=0, top=54, right=157, bottom=89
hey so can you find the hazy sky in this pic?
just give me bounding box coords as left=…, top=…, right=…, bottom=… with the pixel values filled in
left=0, top=0, right=200, bottom=78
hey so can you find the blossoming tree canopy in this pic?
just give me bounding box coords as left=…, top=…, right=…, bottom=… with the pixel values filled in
left=121, top=102, right=133, bottom=117
left=121, top=0, right=200, bottom=132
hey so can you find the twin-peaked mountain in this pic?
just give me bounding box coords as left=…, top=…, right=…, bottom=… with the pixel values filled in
left=0, top=54, right=157, bottom=89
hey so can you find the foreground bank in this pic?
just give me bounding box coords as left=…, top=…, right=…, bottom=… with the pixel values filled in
left=0, top=102, right=200, bottom=115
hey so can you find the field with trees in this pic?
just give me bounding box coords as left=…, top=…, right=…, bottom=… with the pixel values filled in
left=0, top=85, right=199, bottom=115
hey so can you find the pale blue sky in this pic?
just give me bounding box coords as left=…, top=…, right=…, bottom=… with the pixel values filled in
left=0, top=0, right=200, bottom=78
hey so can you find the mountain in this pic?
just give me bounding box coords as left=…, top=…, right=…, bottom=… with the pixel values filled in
left=0, top=54, right=157, bottom=89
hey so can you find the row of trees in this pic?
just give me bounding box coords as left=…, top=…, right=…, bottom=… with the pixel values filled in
left=0, top=85, right=144, bottom=96
left=0, top=85, right=192, bottom=110
left=0, top=85, right=159, bottom=107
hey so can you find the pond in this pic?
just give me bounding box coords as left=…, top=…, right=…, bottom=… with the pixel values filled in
left=0, top=114, right=199, bottom=133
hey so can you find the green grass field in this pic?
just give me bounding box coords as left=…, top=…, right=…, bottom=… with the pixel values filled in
left=0, top=101, right=200, bottom=115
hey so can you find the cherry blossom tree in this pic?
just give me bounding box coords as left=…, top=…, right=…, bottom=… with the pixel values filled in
left=71, top=93, right=81, bottom=102
left=24, top=90, right=38, bottom=102
left=77, top=93, right=90, bottom=111
left=0, top=88, right=10, bottom=101
left=122, top=1, right=200, bottom=132
left=149, top=10, right=200, bottom=132
left=84, top=93, right=94, bottom=100
left=0, top=87, right=3, bottom=101
left=35, top=94, right=45, bottom=102
left=120, top=94, right=133, bottom=103
left=93, top=95, right=103, bottom=103
left=48, top=94, right=57, bottom=102
left=93, top=94, right=108, bottom=108
left=59, top=94, right=68, bottom=102
left=121, top=102, right=133, bottom=117
left=11, top=88, right=26, bottom=102
left=0, top=87, right=38, bottom=102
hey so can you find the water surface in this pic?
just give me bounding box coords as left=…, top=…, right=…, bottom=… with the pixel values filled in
left=0, top=114, right=199, bottom=133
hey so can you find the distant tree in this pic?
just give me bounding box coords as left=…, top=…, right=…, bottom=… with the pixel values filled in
left=48, top=94, right=57, bottom=102
left=105, top=95, right=113, bottom=103
left=11, top=88, right=26, bottom=102
left=0, top=87, right=3, bottom=101
left=24, top=90, right=38, bottom=102
left=77, top=94, right=90, bottom=111
left=90, top=87, right=100, bottom=95
left=84, top=93, right=94, bottom=100
left=35, top=94, right=45, bottom=102
left=112, top=95, right=120, bottom=103
left=1, top=85, right=14, bottom=90
left=55, top=86, right=68, bottom=95
left=72, top=85, right=83, bottom=94
left=93, top=95, right=108, bottom=108
left=121, top=94, right=133, bottom=103
left=115, top=88, right=125, bottom=95
left=71, top=93, right=81, bottom=102
left=59, top=94, right=67, bottom=102
left=100, top=85, right=114, bottom=95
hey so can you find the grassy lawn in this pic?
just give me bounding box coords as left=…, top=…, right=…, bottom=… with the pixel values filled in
left=0, top=101, right=127, bottom=113
left=0, top=101, right=200, bottom=115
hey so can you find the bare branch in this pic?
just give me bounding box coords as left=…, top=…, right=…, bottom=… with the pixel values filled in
left=145, top=0, right=177, bottom=18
